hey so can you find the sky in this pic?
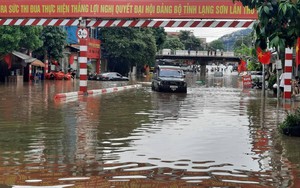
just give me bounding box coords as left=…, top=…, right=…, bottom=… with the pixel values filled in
left=164, top=27, right=245, bottom=43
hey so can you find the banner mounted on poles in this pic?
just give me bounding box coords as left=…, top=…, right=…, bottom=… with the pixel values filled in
left=0, top=0, right=258, bottom=19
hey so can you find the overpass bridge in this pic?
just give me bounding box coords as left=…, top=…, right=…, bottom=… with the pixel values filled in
left=155, top=50, right=240, bottom=77
left=156, top=50, right=240, bottom=64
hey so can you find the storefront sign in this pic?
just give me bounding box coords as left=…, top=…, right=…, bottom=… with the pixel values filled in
left=242, top=75, right=252, bottom=88
left=87, top=38, right=100, bottom=59
left=0, top=0, right=257, bottom=19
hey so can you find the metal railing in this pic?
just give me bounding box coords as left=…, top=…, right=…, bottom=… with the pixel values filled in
left=157, top=50, right=235, bottom=57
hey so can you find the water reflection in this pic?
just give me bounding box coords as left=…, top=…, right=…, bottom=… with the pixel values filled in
left=0, top=75, right=299, bottom=187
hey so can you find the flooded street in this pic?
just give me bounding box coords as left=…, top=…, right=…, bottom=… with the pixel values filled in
left=0, top=73, right=300, bottom=188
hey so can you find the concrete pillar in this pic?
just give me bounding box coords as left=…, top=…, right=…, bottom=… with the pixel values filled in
left=284, top=48, right=293, bottom=100
left=200, top=64, right=206, bottom=77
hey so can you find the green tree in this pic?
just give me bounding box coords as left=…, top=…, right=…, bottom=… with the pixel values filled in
left=152, top=28, right=167, bottom=51
left=178, top=30, right=204, bottom=50
left=0, top=26, right=43, bottom=59
left=35, top=26, right=67, bottom=62
left=209, top=40, right=225, bottom=51
left=233, top=34, right=253, bottom=49
left=19, top=26, right=43, bottom=54
left=99, top=27, right=157, bottom=75
left=0, top=26, right=22, bottom=58
left=163, top=36, right=185, bottom=50
left=233, top=0, right=300, bottom=52
left=178, top=30, right=191, bottom=42
left=235, top=43, right=261, bottom=71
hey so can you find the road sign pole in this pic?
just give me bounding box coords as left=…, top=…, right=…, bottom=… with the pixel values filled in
left=79, top=38, right=88, bottom=93
left=77, top=19, right=89, bottom=93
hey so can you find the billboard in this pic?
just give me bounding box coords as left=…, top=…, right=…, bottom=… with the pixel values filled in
left=0, top=0, right=257, bottom=20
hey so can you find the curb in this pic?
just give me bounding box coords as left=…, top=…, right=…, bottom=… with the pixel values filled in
left=87, top=84, right=141, bottom=95
left=54, top=91, right=84, bottom=100
left=54, top=84, right=142, bottom=101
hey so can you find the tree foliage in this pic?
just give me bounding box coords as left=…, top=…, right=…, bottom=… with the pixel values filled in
left=178, top=30, right=204, bottom=50
left=233, top=33, right=253, bottom=49
left=235, top=43, right=261, bottom=71
left=19, top=26, right=43, bottom=53
left=0, top=26, right=43, bottom=60
left=0, top=26, right=22, bottom=58
left=99, top=27, right=157, bottom=75
left=152, top=28, right=167, bottom=51
left=163, top=36, right=185, bottom=50
left=233, top=0, right=300, bottom=51
left=36, top=26, right=67, bottom=61
left=209, top=40, right=225, bottom=51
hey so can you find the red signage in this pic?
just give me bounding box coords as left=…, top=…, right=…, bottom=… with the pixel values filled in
left=242, top=75, right=252, bottom=88
left=0, top=0, right=257, bottom=19
left=87, top=38, right=100, bottom=59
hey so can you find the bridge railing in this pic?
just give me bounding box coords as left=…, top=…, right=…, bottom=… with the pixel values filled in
left=157, top=50, right=235, bottom=57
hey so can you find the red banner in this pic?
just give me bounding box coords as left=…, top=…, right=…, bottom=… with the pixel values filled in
left=0, top=0, right=258, bottom=19
left=87, top=38, right=100, bottom=59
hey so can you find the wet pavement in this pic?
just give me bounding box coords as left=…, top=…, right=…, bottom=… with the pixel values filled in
left=0, top=72, right=300, bottom=188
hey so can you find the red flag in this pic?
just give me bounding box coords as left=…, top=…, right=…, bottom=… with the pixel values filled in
left=256, top=47, right=271, bottom=64
left=238, top=59, right=247, bottom=73
left=3, top=54, right=12, bottom=69
left=296, top=37, right=300, bottom=66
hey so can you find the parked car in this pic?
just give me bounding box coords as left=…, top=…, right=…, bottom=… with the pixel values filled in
left=151, top=65, right=187, bottom=93
left=45, top=71, right=71, bottom=80
left=88, top=72, right=97, bottom=80
left=93, top=72, right=129, bottom=81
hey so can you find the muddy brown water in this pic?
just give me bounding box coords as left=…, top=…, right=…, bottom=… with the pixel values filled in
left=0, top=73, right=299, bottom=188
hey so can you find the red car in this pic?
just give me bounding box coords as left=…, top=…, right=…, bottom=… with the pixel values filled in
left=45, top=71, right=71, bottom=80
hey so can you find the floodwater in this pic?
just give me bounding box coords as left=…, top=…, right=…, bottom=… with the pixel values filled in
left=0, top=73, right=300, bottom=188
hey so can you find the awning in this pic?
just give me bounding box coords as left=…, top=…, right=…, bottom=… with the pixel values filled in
left=12, top=51, right=45, bottom=67
left=31, top=60, right=45, bottom=67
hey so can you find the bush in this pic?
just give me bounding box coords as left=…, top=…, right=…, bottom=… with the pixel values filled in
left=279, top=108, right=300, bottom=136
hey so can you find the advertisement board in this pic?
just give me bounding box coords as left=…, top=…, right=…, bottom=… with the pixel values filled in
left=87, top=38, right=100, bottom=59
left=0, top=0, right=257, bottom=19
left=242, top=75, right=252, bottom=88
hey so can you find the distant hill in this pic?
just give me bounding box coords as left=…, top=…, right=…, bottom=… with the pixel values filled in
left=215, top=29, right=252, bottom=51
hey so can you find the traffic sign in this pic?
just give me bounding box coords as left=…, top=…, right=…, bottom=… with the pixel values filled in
left=76, top=28, right=89, bottom=39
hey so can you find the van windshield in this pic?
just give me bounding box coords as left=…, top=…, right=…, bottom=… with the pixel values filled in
left=159, top=69, right=183, bottom=77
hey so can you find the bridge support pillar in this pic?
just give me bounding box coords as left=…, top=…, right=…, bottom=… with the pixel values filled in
left=200, top=64, right=206, bottom=79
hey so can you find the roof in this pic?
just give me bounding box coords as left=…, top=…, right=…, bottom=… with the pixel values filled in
left=12, top=51, right=36, bottom=63
left=12, top=51, right=45, bottom=67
